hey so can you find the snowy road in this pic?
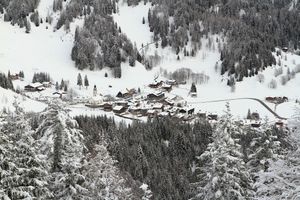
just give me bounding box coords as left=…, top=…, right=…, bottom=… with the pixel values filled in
left=188, top=98, right=288, bottom=120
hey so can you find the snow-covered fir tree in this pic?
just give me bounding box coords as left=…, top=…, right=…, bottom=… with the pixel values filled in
left=82, top=143, right=132, bottom=199
left=253, top=109, right=300, bottom=199
left=33, top=101, right=87, bottom=199
left=0, top=108, right=52, bottom=199
left=191, top=103, right=253, bottom=199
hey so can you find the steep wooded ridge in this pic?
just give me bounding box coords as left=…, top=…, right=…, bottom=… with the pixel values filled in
left=134, top=0, right=300, bottom=80
left=58, top=0, right=139, bottom=77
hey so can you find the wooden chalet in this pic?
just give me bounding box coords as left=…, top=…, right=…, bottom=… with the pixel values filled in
left=103, top=102, right=113, bottom=111
left=265, top=96, right=288, bottom=104
left=53, top=91, right=67, bottom=99
left=115, top=100, right=129, bottom=107
left=147, top=92, right=165, bottom=101
left=148, top=81, right=163, bottom=88
left=178, top=107, right=195, bottom=115
left=160, top=98, right=175, bottom=106
left=116, top=88, right=136, bottom=99
left=161, top=84, right=172, bottom=92
left=153, top=103, right=164, bottom=112
left=9, top=73, right=19, bottom=80
left=24, top=82, right=45, bottom=92
left=116, top=91, right=130, bottom=99
left=113, top=105, right=127, bottom=114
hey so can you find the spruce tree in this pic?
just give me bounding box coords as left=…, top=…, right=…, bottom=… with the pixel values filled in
left=77, top=73, right=82, bottom=89
left=191, top=103, right=253, bottom=199
left=84, top=75, right=89, bottom=89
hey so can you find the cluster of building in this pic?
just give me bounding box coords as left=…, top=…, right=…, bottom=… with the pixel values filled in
left=265, top=96, right=289, bottom=104
left=85, top=79, right=208, bottom=122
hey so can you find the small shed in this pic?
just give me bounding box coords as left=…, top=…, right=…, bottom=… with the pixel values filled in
left=190, top=92, right=197, bottom=98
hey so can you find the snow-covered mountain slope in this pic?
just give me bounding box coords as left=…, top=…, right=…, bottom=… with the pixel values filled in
left=0, top=87, right=46, bottom=113
left=0, top=0, right=300, bottom=120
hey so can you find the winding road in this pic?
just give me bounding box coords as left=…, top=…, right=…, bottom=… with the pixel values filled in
left=188, top=98, right=288, bottom=120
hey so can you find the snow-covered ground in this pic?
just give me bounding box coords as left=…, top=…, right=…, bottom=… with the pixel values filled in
left=0, top=87, right=46, bottom=113
left=1, top=0, right=300, bottom=121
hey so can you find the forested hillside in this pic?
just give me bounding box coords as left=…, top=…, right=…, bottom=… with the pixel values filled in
left=1, top=1, right=300, bottom=199
left=2, top=0, right=299, bottom=81
left=134, top=0, right=300, bottom=80
left=75, top=104, right=297, bottom=199
left=0, top=95, right=299, bottom=199
left=0, top=102, right=145, bottom=199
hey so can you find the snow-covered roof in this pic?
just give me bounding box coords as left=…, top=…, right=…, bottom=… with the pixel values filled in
left=29, top=82, right=43, bottom=88
left=153, top=103, right=164, bottom=109
left=166, top=79, right=176, bottom=83
left=162, top=83, right=172, bottom=88
left=159, top=112, right=169, bottom=116
left=147, top=110, right=156, bottom=114
left=113, top=105, right=125, bottom=111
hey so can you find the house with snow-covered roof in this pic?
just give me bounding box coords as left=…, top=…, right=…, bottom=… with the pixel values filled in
left=24, top=82, right=45, bottom=92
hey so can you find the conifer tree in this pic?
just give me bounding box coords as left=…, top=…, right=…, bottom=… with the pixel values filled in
left=84, top=75, right=89, bottom=89
left=77, top=73, right=83, bottom=89
left=191, top=103, right=253, bottom=199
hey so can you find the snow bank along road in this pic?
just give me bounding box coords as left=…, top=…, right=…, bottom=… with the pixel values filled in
left=188, top=98, right=288, bottom=120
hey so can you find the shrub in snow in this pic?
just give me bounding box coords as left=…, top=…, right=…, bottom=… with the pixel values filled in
left=257, top=73, right=265, bottom=83
left=274, top=67, right=283, bottom=77
left=268, top=79, right=277, bottom=89
left=280, top=75, right=289, bottom=85
left=295, top=64, right=300, bottom=73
